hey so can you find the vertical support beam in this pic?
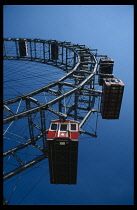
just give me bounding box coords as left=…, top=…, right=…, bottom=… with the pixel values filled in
left=49, top=43, right=51, bottom=60
left=56, top=42, right=58, bottom=66
left=74, top=78, right=79, bottom=120
left=74, top=92, right=78, bottom=120
left=62, top=45, right=64, bottom=64
left=74, top=51, right=76, bottom=67
left=30, top=41, right=33, bottom=60
left=58, top=83, right=62, bottom=119
left=43, top=42, right=45, bottom=63
left=12, top=152, right=24, bottom=166
left=15, top=40, right=19, bottom=59
left=90, top=55, right=93, bottom=71
left=34, top=40, right=36, bottom=59
left=40, top=110, right=46, bottom=151
left=88, top=82, right=92, bottom=109
left=66, top=47, right=68, bottom=71
left=26, top=99, right=34, bottom=144
left=90, top=76, right=96, bottom=109
left=88, top=78, right=94, bottom=109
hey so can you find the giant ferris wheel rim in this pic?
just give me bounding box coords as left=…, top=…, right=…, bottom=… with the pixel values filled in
left=3, top=37, right=112, bottom=183
left=3, top=38, right=99, bottom=104
left=3, top=38, right=100, bottom=125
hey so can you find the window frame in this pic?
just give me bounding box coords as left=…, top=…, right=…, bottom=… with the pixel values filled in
left=60, top=123, right=68, bottom=132
left=50, top=123, right=58, bottom=131
left=69, top=123, right=78, bottom=132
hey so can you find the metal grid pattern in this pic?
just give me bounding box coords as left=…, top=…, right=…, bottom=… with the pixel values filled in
left=3, top=38, right=107, bottom=182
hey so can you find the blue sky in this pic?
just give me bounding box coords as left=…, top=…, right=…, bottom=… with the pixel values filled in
left=3, top=5, right=134, bottom=205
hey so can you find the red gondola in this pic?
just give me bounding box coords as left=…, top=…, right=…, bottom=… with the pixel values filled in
left=47, top=120, right=79, bottom=141
left=47, top=120, right=79, bottom=184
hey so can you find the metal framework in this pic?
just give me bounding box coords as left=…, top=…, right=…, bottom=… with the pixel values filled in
left=3, top=38, right=111, bottom=186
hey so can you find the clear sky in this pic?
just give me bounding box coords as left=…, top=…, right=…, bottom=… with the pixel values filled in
left=3, top=5, right=134, bottom=205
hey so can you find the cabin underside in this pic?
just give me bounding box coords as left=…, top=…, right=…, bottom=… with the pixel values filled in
left=47, top=139, right=78, bottom=184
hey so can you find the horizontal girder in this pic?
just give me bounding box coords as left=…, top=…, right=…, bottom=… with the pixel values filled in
left=3, top=153, right=47, bottom=181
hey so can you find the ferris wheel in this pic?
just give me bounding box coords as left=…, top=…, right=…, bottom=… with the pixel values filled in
left=3, top=38, right=124, bottom=204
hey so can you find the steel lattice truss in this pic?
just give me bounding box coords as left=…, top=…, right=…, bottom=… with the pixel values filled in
left=3, top=38, right=110, bottom=182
